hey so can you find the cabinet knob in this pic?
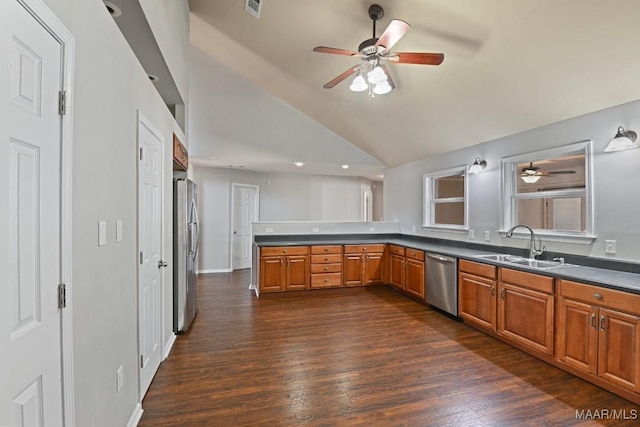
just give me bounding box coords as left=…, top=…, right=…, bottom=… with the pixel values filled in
left=412, top=252, right=416, bottom=256
left=324, top=279, right=328, bottom=282
left=324, top=248, right=328, bottom=252
left=324, top=258, right=329, bottom=261
left=324, top=267, right=329, bottom=270
left=283, top=249, right=287, bottom=253
left=593, top=293, right=603, bottom=300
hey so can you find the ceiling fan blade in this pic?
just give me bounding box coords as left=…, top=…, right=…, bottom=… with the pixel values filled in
left=322, top=66, right=359, bottom=89
left=388, top=52, right=445, bottom=65
left=380, top=64, right=396, bottom=89
left=313, top=46, right=359, bottom=56
left=375, top=19, right=411, bottom=51
left=547, top=170, right=576, bottom=175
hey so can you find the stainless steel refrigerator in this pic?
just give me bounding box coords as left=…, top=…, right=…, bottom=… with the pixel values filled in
left=173, top=178, right=199, bottom=333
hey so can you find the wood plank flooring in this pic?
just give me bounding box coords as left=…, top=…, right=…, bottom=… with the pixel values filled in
left=139, top=271, right=639, bottom=426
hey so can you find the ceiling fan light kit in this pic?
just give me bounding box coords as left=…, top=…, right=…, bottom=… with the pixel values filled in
left=313, top=4, right=444, bottom=97
left=604, top=126, right=638, bottom=152
left=519, top=161, right=576, bottom=184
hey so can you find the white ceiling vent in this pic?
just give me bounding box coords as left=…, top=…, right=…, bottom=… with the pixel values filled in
left=245, top=0, right=262, bottom=19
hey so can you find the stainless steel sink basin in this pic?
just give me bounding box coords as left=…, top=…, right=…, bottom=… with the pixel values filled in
left=475, top=254, right=563, bottom=269
left=506, top=259, right=562, bottom=269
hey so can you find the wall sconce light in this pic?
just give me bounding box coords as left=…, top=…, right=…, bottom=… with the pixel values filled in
left=468, top=157, right=487, bottom=174
left=604, top=126, right=638, bottom=152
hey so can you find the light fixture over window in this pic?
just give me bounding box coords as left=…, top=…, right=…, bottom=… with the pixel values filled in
left=468, top=157, right=487, bottom=174
left=604, top=126, right=638, bottom=152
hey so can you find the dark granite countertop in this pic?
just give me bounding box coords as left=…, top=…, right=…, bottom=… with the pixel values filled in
left=254, top=234, right=640, bottom=295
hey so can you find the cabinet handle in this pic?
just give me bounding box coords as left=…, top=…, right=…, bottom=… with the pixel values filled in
left=500, top=288, right=505, bottom=299
left=591, top=313, right=596, bottom=329
left=324, top=267, right=328, bottom=271
left=324, top=258, right=329, bottom=261
left=599, top=316, right=606, bottom=331
left=593, top=293, right=603, bottom=300
left=490, top=286, right=495, bottom=296
left=324, top=279, right=328, bottom=282
left=280, top=259, right=283, bottom=265
left=324, top=248, right=328, bottom=252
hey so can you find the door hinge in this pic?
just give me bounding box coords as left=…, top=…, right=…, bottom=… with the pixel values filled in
left=139, top=147, right=143, bottom=161
left=58, top=91, right=66, bottom=115
left=140, top=251, right=144, bottom=264
left=58, top=283, right=66, bottom=308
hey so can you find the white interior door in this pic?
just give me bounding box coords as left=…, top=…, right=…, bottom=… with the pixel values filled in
left=232, top=184, right=258, bottom=270
left=0, top=1, right=64, bottom=425
left=137, top=112, right=163, bottom=399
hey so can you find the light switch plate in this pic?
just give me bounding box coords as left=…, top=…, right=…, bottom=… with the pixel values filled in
left=98, top=221, right=107, bottom=246
left=312, top=228, right=320, bottom=233
left=116, top=220, right=123, bottom=242
left=605, top=240, right=616, bottom=254
left=484, top=231, right=491, bottom=241
left=467, top=229, right=474, bottom=240
left=265, top=227, right=273, bottom=233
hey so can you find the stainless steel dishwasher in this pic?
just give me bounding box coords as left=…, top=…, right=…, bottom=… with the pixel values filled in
left=425, top=252, right=458, bottom=316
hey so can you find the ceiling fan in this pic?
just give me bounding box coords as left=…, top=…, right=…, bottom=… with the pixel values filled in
left=312, top=4, right=444, bottom=95
left=520, top=162, right=576, bottom=183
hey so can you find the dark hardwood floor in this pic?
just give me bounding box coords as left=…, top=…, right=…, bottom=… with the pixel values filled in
left=139, top=271, right=639, bottom=426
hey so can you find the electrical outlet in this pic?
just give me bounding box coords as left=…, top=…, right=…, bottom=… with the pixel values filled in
left=265, top=228, right=273, bottom=233
left=605, top=240, right=616, bottom=254
left=116, top=366, right=123, bottom=392
left=484, top=231, right=491, bottom=241
left=369, top=227, right=376, bottom=232
left=312, top=228, right=320, bottom=233
left=116, top=220, right=123, bottom=242
left=98, top=221, right=107, bottom=246
left=467, top=230, right=474, bottom=240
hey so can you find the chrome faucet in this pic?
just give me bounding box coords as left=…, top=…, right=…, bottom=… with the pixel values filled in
left=506, top=224, right=545, bottom=259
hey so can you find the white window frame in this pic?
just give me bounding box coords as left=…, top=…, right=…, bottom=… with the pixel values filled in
left=500, top=140, right=596, bottom=243
left=423, top=165, right=469, bottom=231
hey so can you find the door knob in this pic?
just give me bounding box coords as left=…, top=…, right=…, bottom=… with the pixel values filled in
left=158, top=260, right=168, bottom=268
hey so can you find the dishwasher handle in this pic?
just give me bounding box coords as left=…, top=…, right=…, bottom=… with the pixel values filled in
left=426, top=253, right=455, bottom=263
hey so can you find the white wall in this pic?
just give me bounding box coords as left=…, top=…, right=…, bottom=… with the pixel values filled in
left=139, top=0, right=190, bottom=105
left=384, top=99, right=640, bottom=262
left=192, top=166, right=369, bottom=272
left=42, top=0, right=184, bottom=425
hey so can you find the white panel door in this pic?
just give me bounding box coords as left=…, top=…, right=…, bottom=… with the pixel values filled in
left=232, top=185, right=258, bottom=270
left=137, top=114, right=163, bottom=399
left=0, top=1, right=64, bottom=426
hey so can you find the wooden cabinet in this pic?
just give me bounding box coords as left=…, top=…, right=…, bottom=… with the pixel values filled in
left=343, top=244, right=385, bottom=286
left=310, top=245, right=343, bottom=289
left=459, top=259, right=497, bottom=331
left=172, top=133, right=188, bottom=171
left=498, top=268, right=555, bottom=356
left=557, top=279, right=640, bottom=393
left=387, top=245, right=425, bottom=299
left=259, top=246, right=309, bottom=292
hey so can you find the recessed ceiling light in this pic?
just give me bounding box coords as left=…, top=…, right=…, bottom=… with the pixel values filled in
left=294, top=162, right=305, bottom=167
left=209, top=157, right=216, bottom=160
left=342, top=164, right=349, bottom=169
left=103, top=1, right=122, bottom=18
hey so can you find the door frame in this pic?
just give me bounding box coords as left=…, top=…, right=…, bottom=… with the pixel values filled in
left=229, top=183, right=259, bottom=271
left=136, top=110, right=165, bottom=401
left=15, top=0, right=76, bottom=425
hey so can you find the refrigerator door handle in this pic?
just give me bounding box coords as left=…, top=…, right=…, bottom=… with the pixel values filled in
left=189, top=200, right=200, bottom=260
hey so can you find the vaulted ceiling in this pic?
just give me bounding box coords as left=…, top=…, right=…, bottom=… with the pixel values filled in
left=188, top=0, right=640, bottom=176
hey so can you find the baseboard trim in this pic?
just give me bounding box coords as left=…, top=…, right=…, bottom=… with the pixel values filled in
left=126, top=402, right=143, bottom=427
left=197, top=268, right=232, bottom=274
left=163, top=333, right=176, bottom=360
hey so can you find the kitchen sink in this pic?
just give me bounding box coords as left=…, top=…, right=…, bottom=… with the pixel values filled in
left=475, top=254, right=564, bottom=270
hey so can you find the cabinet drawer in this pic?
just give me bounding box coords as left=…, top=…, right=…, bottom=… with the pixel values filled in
left=560, top=280, right=640, bottom=315
left=389, top=245, right=405, bottom=256
left=501, top=268, right=554, bottom=294
left=459, top=259, right=497, bottom=279
left=310, top=273, right=342, bottom=288
left=405, top=248, right=425, bottom=261
left=261, top=246, right=308, bottom=256
left=311, top=245, right=343, bottom=254
left=311, top=263, right=342, bottom=273
left=344, top=244, right=385, bottom=254
left=311, top=254, right=342, bottom=264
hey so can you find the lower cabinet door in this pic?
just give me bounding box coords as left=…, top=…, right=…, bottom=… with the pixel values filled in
left=365, top=253, right=384, bottom=285
left=459, top=272, right=497, bottom=331
left=389, top=254, right=405, bottom=290
left=343, top=254, right=364, bottom=286
left=556, top=298, right=598, bottom=374
left=498, top=283, right=554, bottom=355
left=285, top=256, right=309, bottom=290
left=598, top=308, right=640, bottom=392
left=260, top=256, right=285, bottom=292
left=405, top=258, right=425, bottom=299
